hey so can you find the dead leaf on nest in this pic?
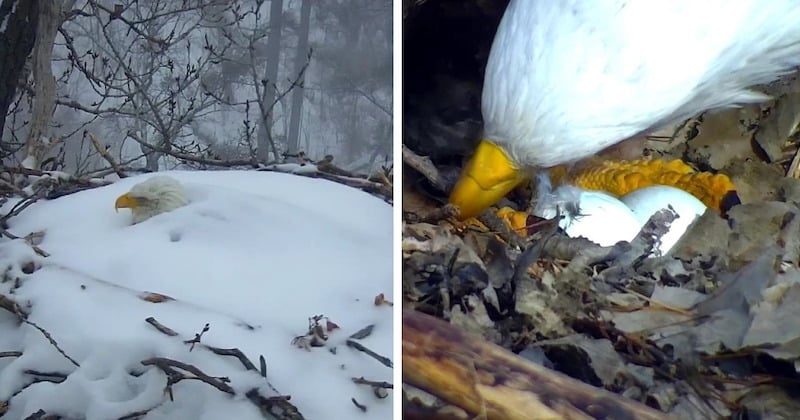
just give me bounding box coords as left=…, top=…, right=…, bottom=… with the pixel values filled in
left=743, top=265, right=800, bottom=354
left=402, top=222, right=486, bottom=267
left=534, top=334, right=656, bottom=390
left=642, top=106, right=761, bottom=169
left=326, top=320, right=340, bottom=332
left=24, top=230, right=45, bottom=246
left=755, top=75, right=800, bottom=165
left=515, top=271, right=570, bottom=337
left=737, top=385, right=800, bottom=418
left=725, top=159, right=786, bottom=203
left=725, top=202, right=797, bottom=266
left=374, top=293, right=393, bottom=306
left=139, top=292, right=175, bottom=303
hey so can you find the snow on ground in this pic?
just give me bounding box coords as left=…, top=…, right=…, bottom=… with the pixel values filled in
left=0, top=170, right=393, bottom=419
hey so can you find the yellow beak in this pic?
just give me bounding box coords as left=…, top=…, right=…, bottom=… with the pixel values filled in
left=448, top=140, right=525, bottom=220
left=114, top=193, right=139, bottom=212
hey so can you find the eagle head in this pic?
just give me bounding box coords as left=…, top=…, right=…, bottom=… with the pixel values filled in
left=114, top=176, right=189, bottom=224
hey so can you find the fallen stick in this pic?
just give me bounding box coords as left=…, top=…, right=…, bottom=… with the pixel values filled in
left=402, top=309, right=672, bottom=420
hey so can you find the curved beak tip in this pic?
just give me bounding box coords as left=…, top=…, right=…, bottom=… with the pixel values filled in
left=115, top=193, right=137, bottom=211
left=447, top=141, right=525, bottom=220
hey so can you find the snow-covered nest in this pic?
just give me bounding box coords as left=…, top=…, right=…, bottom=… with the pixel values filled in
left=0, top=170, right=393, bottom=419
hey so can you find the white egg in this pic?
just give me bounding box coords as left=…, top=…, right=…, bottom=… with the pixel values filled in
left=621, top=185, right=707, bottom=255
left=534, top=185, right=643, bottom=247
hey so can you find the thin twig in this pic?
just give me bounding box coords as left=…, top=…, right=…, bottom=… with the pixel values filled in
left=22, top=409, right=47, bottom=420
left=0, top=293, right=79, bottom=367
left=351, top=376, right=393, bottom=389
left=345, top=339, right=392, bottom=368
left=0, top=293, right=27, bottom=316
left=126, top=130, right=259, bottom=168
left=86, top=131, right=126, bottom=178
left=22, top=318, right=80, bottom=367
left=402, top=144, right=448, bottom=192
left=183, top=323, right=210, bottom=351
left=245, top=388, right=305, bottom=420
left=144, top=317, right=179, bottom=336
left=141, top=357, right=234, bottom=394
left=205, top=346, right=257, bottom=371
left=23, top=369, right=68, bottom=383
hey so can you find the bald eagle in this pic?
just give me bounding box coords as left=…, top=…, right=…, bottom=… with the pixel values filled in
left=114, top=176, right=190, bottom=224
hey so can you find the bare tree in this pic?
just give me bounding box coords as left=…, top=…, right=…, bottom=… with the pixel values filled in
left=0, top=0, right=39, bottom=161
left=0, top=0, right=390, bottom=179
left=256, top=0, right=284, bottom=161
left=204, top=0, right=309, bottom=163
left=313, top=0, right=392, bottom=170
left=57, top=0, right=241, bottom=171
left=23, top=0, right=71, bottom=170
left=286, top=0, right=311, bottom=155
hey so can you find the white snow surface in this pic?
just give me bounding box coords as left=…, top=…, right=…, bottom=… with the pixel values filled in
left=0, top=170, right=393, bottom=419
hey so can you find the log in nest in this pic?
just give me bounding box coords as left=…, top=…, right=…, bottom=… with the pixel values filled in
left=402, top=310, right=670, bottom=420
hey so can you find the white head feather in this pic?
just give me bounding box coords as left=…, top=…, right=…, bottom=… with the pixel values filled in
left=116, top=176, right=190, bottom=224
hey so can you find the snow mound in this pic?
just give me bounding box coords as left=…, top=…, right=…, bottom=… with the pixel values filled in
left=0, top=170, right=393, bottom=419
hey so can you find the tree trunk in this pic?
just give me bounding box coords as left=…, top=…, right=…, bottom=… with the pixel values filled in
left=286, top=0, right=311, bottom=155
left=144, top=141, right=161, bottom=171
left=256, top=0, right=284, bottom=162
left=0, top=0, right=38, bottom=151
left=23, top=0, right=62, bottom=169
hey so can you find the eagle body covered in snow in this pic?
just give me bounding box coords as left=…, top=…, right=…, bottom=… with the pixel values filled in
left=0, top=170, right=392, bottom=419
left=114, top=176, right=190, bottom=224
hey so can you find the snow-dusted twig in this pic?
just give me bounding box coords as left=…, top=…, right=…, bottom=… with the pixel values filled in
left=351, top=398, right=368, bottom=412
left=144, top=317, right=179, bottom=336
left=23, top=369, right=68, bottom=384
left=244, top=389, right=305, bottom=420
left=23, top=318, right=80, bottom=368
left=0, top=293, right=27, bottom=316
left=145, top=319, right=255, bottom=374
left=205, top=346, right=257, bottom=371
left=0, top=187, right=47, bottom=229
left=0, top=166, right=112, bottom=215
left=351, top=376, right=393, bottom=389
left=142, top=357, right=234, bottom=395
left=0, top=292, right=79, bottom=367
left=183, top=323, right=210, bottom=351
left=117, top=409, right=152, bottom=420
left=260, top=166, right=392, bottom=202
left=345, top=339, right=393, bottom=368
left=126, top=130, right=259, bottom=168
left=140, top=317, right=302, bottom=419
left=2, top=166, right=112, bottom=187
left=22, top=408, right=47, bottom=419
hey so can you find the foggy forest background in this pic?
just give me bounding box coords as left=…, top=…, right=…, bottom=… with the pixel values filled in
left=0, top=0, right=392, bottom=178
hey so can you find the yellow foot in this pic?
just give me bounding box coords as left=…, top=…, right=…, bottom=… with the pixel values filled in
left=496, top=207, right=534, bottom=236
left=549, top=158, right=739, bottom=213
left=449, top=206, right=535, bottom=239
